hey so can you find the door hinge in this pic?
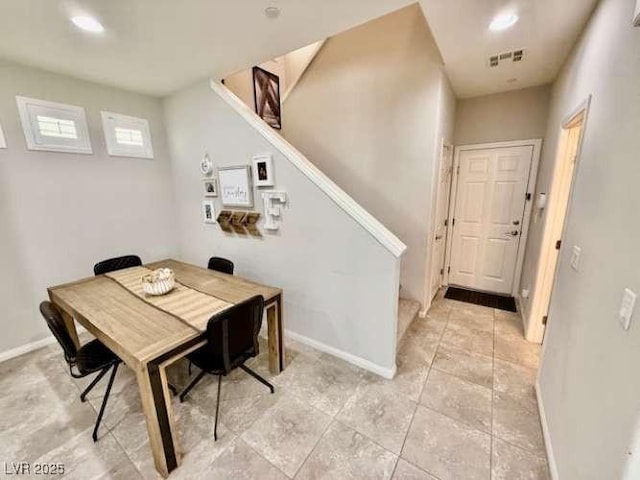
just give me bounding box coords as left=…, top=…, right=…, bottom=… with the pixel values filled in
left=526, top=193, right=532, bottom=201
left=447, top=266, right=451, bottom=274
left=555, top=240, right=562, bottom=250
left=456, top=165, right=460, bottom=175
left=440, top=268, right=444, bottom=275
left=452, top=218, right=456, bottom=226
left=542, top=315, right=548, bottom=326
left=444, top=219, right=448, bottom=227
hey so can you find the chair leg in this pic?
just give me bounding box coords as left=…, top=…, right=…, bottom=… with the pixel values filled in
left=240, top=365, right=275, bottom=394
left=80, top=367, right=110, bottom=402
left=214, top=374, right=222, bottom=441
left=92, top=363, right=119, bottom=442
left=179, top=370, right=206, bottom=403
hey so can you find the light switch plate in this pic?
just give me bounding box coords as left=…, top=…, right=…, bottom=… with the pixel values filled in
left=619, top=288, right=637, bottom=331
left=570, top=245, right=581, bottom=271
left=0, top=123, right=6, bottom=149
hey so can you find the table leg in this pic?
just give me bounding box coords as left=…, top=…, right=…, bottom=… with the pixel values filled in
left=136, top=362, right=180, bottom=478
left=267, top=294, right=285, bottom=374
left=60, top=309, right=80, bottom=349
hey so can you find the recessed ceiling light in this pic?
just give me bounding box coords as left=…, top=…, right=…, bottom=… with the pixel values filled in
left=265, top=6, right=280, bottom=19
left=489, top=13, right=519, bottom=31
left=71, top=15, right=105, bottom=33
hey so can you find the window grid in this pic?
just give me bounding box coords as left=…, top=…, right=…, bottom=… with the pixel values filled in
left=114, top=127, right=144, bottom=146
left=36, top=115, right=79, bottom=139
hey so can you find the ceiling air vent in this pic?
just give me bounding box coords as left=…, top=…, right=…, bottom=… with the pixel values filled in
left=488, top=49, right=526, bottom=68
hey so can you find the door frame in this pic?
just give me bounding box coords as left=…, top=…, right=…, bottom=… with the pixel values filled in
left=526, top=96, right=591, bottom=343
left=429, top=140, right=454, bottom=298
left=444, top=138, right=542, bottom=297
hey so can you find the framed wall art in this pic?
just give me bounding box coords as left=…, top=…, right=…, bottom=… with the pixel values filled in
left=218, top=165, right=253, bottom=207
left=253, top=66, right=282, bottom=130
left=252, top=154, right=275, bottom=187
left=202, top=200, right=216, bottom=224
left=203, top=178, right=218, bottom=197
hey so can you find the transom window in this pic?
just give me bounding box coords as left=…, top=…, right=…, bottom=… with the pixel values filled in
left=16, top=96, right=92, bottom=154
left=102, top=112, right=154, bottom=159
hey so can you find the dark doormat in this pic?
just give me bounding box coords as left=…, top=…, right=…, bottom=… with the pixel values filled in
left=445, top=287, right=517, bottom=312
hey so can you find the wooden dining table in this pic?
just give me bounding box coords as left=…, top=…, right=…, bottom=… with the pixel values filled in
left=47, top=258, right=284, bottom=478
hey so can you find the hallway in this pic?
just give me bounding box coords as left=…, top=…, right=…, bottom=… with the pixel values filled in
left=397, top=292, right=547, bottom=478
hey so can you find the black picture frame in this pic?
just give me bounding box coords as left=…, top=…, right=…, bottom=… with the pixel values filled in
left=252, top=66, right=282, bottom=130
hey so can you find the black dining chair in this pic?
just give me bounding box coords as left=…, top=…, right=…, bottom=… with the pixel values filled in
left=39, top=301, right=121, bottom=442
left=207, top=256, right=234, bottom=275
left=178, top=295, right=274, bottom=440
left=94, top=255, right=142, bottom=275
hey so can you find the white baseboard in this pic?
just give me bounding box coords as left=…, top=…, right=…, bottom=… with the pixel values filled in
left=0, top=335, right=56, bottom=363
left=285, top=329, right=396, bottom=379
left=0, top=325, right=89, bottom=364
left=536, top=380, right=559, bottom=480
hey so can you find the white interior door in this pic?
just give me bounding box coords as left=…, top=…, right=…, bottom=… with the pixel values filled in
left=449, top=145, right=533, bottom=294
left=431, top=144, right=453, bottom=299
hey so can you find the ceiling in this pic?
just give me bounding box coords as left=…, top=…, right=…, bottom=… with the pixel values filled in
left=419, top=0, right=598, bottom=98
left=0, top=0, right=413, bottom=96
left=0, top=0, right=597, bottom=99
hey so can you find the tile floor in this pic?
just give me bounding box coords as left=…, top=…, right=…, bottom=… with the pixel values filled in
left=0, top=293, right=549, bottom=479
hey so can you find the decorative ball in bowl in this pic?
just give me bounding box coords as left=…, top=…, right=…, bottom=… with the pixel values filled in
left=141, top=268, right=175, bottom=296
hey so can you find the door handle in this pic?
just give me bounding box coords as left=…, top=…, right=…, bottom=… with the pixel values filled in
left=504, top=230, right=520, bottom=237
left=512, top=220, right=520, bottom=225
left=435, top=235, right=443, bottom=240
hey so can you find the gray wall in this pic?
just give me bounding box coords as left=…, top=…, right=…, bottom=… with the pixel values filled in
left=525, top=0, right=640, bottom=477
left=454, top=85, right=551, bottom=145
left=280, top=5, right=454, bottom=306
left=0, top=61, right=177, bottom=355
left=163, top=80, right=402, bottom=375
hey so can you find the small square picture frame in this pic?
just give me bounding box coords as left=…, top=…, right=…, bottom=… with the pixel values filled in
left=202, top=200, right=216, bottom=224
left=252, top=154, right=275, bottom=187
left=203, top=178, right=218, bottom=197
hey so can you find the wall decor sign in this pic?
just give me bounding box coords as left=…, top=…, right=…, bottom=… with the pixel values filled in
left=203, top=178, right=218, bottom=197
left=231, top=211, right=247, bottom=235
left=245, top=212, right=262, bottom=236
left=202, top=200, right=216, bottom=224
left=200, top=153, right=213, bottom=175
left=0, top=122, right=6, bottom=149
left=217, top=210, right=233, bottom=232
left=218, top=165, right=253, bottom=207
left=252, top=154, right=275, bottom=187
left=253, top=66, right=282, bottom=130
left=217, top=210, right=261, bottom=236
left=262, top=191, right=287, bottom=231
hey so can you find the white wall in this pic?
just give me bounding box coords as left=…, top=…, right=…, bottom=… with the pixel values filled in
left=283, top=41, right=324, bottom=99
left=163, top=80, right=403, bottom=376
left=454, top=85, right=551, bottom=146
left=0, top=61, right=177, bottom=356
left=280, top=5, right=451, bottom=306
left=529, top=0, right=640, bottom=477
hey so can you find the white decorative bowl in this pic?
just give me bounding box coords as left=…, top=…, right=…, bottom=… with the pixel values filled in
left=142, top=268, right=175, bottom=296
